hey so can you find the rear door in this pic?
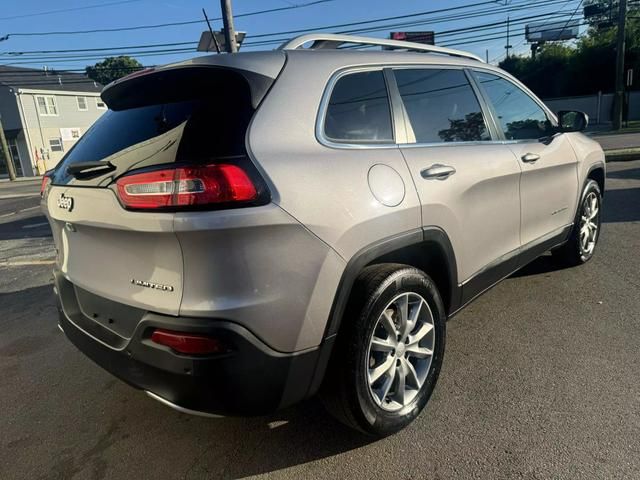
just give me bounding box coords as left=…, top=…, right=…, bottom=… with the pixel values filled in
left=392, top=67, right=522, bottom=287
left=471, top=70, right=579, bottom=246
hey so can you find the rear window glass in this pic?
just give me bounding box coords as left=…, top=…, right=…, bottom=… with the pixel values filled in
left=51, top=74, right=253, bottom=186
left=394, top=68, right=490, bottom=144
left=323, top=70, right=393, bottom=144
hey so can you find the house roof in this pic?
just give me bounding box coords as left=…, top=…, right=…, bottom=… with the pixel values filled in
left=0, top=65, right=102, bottom=93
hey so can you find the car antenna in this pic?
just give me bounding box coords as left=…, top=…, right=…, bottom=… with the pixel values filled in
left=202, top=8, right=221, bottom=54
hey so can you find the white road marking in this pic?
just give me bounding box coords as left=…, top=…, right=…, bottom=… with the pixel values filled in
left=0, top=194, right=40, bottom=200
left=0, top=212, right=16, bottom=218
left=20, top=206, right=40, bottom=212
left=22, top=222, right=48, bottom=229
left=1, top=259, right=56, bottom=266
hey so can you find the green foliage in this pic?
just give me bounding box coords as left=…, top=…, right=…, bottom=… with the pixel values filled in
left=85, top=56, right=143, bottom=86
left=499, top=15, right=640, bottom=97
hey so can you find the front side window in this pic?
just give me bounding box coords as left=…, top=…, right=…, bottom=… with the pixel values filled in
left=394, top=68, right=490, bottom=144
left=474, top=72, right=553, bottom=140
left=36, top=95, right=58, bottom=116
left=324, top=70, right=393, bottom=144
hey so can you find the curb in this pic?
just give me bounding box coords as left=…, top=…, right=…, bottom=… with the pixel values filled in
left=605, top=148, right=640, bottom=162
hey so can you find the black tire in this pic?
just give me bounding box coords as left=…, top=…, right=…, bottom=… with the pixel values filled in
left=321, top=263, right=446, bottom=437
left=553, top=179, right=602, bottom=267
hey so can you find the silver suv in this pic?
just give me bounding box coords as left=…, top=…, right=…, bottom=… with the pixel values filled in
left=42, top=34, right=605, bottom=436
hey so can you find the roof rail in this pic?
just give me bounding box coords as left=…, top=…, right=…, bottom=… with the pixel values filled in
left=278, top=33, right=484, bottom=63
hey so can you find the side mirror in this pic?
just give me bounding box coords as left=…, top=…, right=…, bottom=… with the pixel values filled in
left=557, top=110, right=589, bottom=132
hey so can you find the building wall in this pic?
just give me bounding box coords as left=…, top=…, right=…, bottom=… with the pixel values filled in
left=17, top=89, right=106, bottom=173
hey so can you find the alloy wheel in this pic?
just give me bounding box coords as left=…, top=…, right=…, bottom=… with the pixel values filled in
left=366, top=292, right=435, bottom=412
left=579, top=191, right=599, bottom=256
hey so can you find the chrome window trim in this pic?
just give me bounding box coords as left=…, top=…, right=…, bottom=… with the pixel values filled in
left=316, top=65, right=399, bottom=150
left=315, top=63, right=557, bottom=150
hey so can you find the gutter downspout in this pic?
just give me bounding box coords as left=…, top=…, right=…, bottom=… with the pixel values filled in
left=15, top=90, right=37, bottom=176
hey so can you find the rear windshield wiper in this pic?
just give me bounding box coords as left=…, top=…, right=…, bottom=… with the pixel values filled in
left=67, top=161, right=116, bottom=179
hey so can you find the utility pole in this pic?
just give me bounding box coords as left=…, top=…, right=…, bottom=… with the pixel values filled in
left=613, top=0, right=628, bottom=130
left=0, top=115, right=17, bottom=181
left=220, top=0, right=237, bottom=53
left=505, top=16, right=512, bottom=58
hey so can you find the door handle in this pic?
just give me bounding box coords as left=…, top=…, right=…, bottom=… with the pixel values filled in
left=421, top=164, right=456, bottom=180
left=521, top=153, right=541, bottom=163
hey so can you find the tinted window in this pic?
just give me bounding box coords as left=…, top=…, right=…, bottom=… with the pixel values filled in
left=324, top=70, right=393, bottom=143
left=52, top=87, right=253, bottom=186
left=394, top=69, right=490, bottom=144
left=475, top=72, right=553, bottom=140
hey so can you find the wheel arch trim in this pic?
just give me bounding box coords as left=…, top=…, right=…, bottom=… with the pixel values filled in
left=323, top=226, right=459, bottom=341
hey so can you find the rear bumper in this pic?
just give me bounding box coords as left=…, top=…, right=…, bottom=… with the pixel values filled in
left=54, top=271, right=333, bottom=416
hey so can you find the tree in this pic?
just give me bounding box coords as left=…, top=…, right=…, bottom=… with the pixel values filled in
left=498, top=14, right=640, bottom=98
left=85, top=56, right=143, bottom=86
left=584, top=0, right=639, bottom=29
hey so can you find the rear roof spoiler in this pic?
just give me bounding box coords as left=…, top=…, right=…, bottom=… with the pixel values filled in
left=101, top=51, right=286, bottom=110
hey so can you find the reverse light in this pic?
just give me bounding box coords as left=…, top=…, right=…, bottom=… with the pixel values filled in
left=115, top=164, right=258, bottom=210
left=150, top=329, right=227, bottom=355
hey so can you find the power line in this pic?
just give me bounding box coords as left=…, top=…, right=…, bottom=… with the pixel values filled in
left=0, top=0, right=582, bottom=67
left=0, top=0, right=144, bottom=21
left=0, top=0, right=335, bottom=39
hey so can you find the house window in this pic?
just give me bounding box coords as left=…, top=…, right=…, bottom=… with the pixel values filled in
left=96, top=99, right=106, bottom=110
left=36, top=95, right=58, bottom=116
left=77, top=96, right=88, bottom=111
left=49, top=138, right=63, bottom=152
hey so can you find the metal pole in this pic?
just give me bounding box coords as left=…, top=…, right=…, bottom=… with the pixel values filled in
left=505, top=16, right=511, bottom=58
left=613, top=0, right=628, bottom=130
left=0, top=116, right=17, bottom=181
left=220, top=0, right=237, bottom=53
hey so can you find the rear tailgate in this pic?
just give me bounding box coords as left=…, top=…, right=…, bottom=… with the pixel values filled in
left=45, top=185, right=183, bottom=315
left=44, top=52, right=285, bottom=319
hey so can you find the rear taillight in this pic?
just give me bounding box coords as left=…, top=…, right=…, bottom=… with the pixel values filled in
left=40, top=175, right=51, bottom=196
left=150, top=329, right=228, bottom=355
left=115, top=164, right=258, bottom=210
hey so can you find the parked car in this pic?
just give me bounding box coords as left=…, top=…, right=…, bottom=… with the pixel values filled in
left=42, top=34, right=605, bottom=437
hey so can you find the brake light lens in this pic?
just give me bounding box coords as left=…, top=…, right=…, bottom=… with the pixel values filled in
left=115, top=164, right=257, bottom=210
left=40, top=175, right=51, bottom=196
left=150, top=329, right=227, bottom=355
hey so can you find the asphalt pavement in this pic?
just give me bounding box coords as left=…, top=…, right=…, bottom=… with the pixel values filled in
left=1, top=162, right=639, bottom=479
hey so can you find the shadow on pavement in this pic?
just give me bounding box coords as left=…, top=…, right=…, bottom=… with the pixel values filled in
left=0, top=215, right=51, bottom=241
left=174, top=401, right=374, bottom=478
left=601, top=188, right=640, bottom=223
left=510, top=254, right=568, bottom=279
left=606, top=167, right=640, bottom=181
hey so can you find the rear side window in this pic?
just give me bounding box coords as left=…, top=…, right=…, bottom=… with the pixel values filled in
left=474, top=72, right=553, bottom=140
left=323, top=70, right=393, bottom=144
left=394, top=68, right=490, bottom=144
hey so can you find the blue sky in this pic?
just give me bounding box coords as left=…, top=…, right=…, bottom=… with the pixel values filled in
left=0, top=0, right=583, bottom=71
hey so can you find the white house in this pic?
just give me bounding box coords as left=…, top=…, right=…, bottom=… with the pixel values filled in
left=0, top=66, right=106, bottom=177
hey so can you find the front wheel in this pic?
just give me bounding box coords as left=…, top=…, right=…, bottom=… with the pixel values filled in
left=321, top=264, right=446, bottom=437
left=553, top=179, right=602, bottom=266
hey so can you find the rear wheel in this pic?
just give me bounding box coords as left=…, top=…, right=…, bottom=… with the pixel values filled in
left=321, top=264, right=446, bottom=437
left=553, top=180, right=602, bottom=266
